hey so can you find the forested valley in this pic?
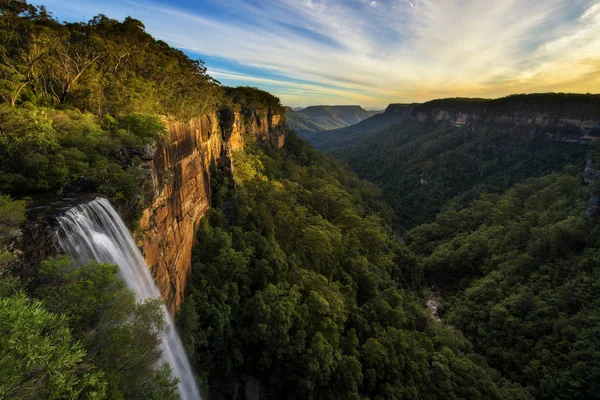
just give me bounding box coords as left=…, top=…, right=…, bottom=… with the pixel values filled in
left=179, top=132, right=530, bottom=399
left=308, top=96, right=600, bottom=399
left=1, top=1, right=599, bottom=400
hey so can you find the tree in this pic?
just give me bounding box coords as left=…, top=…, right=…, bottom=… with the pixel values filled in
left=37, top=257, right=180, bottom=399
left=0, top=193, right=25, bottom=266
left=0, top=292, right=107, bottom=399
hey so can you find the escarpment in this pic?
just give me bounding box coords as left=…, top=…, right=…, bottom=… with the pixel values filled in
left=412, top=94, right=600, bottom=139
left=136, top=109, right=285, bottom=312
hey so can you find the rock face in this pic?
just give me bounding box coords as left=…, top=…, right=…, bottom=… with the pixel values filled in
left=413, top=108, right=600, bottom=138
left=136, top=109, right=285, bottom=312
left=412, top=94, right=600, bottom=140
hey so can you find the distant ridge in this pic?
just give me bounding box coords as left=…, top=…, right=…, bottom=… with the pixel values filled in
left=286, top=105, right=379, bottom=135
left=411, top=93, right=600, bottom=135
left=300, top=103, right=418, bottom=151
left=299, top=93, right=600, bottom=152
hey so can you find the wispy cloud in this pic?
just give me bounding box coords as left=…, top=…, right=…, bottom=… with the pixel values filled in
left=42, top=0, right=600, bottom=106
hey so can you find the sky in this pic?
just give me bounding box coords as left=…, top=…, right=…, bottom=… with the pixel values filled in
left=40, top=0, right=600, bottom=108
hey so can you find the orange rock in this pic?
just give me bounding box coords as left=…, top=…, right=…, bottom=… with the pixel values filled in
left=136, top=110, right=285, bottom=313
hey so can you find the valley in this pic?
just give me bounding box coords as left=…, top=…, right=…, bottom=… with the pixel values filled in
left=300, top=93, right=600, bottom=399
left=1, top=1, right=599, bottom=400
left=285, top=105, right=380, bottom=136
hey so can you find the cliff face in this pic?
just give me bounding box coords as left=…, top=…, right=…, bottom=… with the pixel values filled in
left=413, top=108, right=600, bottom=138
left=136, top=110, right=285, bottom=312
left=412, top=94, right=600, bottom=140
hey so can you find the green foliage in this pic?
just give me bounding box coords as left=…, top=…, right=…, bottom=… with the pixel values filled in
left=0, top=103, right=162, bottom=202
left=0, top=288, right=107, bottom=400
left=120, top=113, right=167, bottom=143
left=406, top=171, right=600, bottom=398
left=179, top=132, right=529, bottom=399
left=0, top=3, right=223, bottom=118
left=331, top=119, right=586, bottom=229
left=223, top=86, right=283, bottom=116
left=36, top=257, right=180, bottom=400
left=0, top=193, right=26, bottom=266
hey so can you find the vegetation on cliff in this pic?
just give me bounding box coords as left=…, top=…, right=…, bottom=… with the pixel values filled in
left=179, top=133, right=530, bottom=399
left=0, top=1, right=281, bottom=203
left=0, top=104, right=164, bottom=199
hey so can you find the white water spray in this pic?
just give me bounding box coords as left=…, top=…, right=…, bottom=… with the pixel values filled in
left=57, top=197, right=201, bottom=400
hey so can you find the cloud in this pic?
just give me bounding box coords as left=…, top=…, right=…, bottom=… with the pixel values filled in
left=41, top=0, right=600, bottom=106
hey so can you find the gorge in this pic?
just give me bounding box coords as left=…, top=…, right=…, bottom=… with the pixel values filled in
left=2, top=2, right=600, bottom=400
left=134, top=110, right=285, bottom=312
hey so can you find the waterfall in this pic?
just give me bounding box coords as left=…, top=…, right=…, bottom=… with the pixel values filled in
left=56, top=197, right=201, bottom=400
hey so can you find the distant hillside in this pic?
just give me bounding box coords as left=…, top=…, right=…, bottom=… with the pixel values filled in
left=286, top=105, right=379, bottom=135
left=413, top=93, right=600, bottom=135
left=320, top=93, right=600, bottom=229
left=414, top=93, right=600, bottom=116
left=302, top=103, right=417, bottom=152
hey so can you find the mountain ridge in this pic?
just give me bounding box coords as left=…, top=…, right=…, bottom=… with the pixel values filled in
left=286, top=104, right=379, bottom=134
left=299, top=93, right=600, bottom=153
left=300, top=103, right=418, bottom=151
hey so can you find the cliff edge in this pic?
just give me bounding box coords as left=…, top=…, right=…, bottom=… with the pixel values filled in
left=136, top=109, right=285, bottom=312
left=412, top=93, right=600, bottom=140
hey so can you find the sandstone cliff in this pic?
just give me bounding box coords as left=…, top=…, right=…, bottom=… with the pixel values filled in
left=412, top=94, right=600, bottom=140
left=136, top=109, right=284, bottom=312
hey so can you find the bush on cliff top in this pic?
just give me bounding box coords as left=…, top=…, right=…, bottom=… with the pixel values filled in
left=0, top=104, right=161, bottom=199
left=223, top=86, right=285, bottom=116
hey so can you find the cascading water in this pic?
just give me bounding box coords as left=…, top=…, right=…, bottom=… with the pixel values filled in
left=56, top=197, right=201, bottom=400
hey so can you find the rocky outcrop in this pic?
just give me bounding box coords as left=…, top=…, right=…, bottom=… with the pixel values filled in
left=412, top=94, right=600, bottom=141
left=17, top=216, right=58, bottom=282
left=414, top=108, right=600, bottom=138
left=136, top=109, right=285, bottom=312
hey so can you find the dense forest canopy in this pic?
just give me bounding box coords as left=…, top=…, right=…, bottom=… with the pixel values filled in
left=406, top=168, right=600, bottom=399
left=2, top=1, right=600, bottom=400
left=306, top=96, right=600, bottom=398
left=178, top=133, right=531, bottom=399
left=330, top=119, right=587, bottom=229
